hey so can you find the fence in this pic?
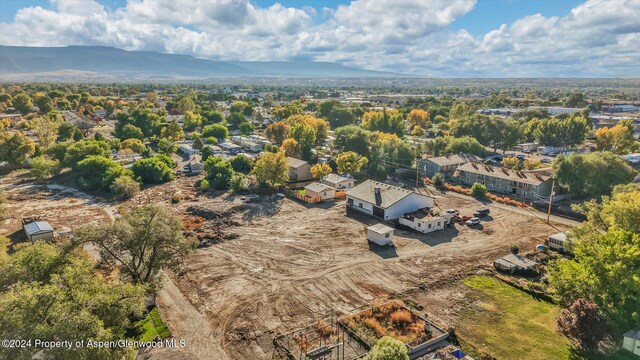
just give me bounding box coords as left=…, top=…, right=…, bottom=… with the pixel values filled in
left=284, top=188, right=321, bottom=204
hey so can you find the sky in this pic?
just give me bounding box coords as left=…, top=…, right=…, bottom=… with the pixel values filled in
left=0, top=0, right=638, bottom=77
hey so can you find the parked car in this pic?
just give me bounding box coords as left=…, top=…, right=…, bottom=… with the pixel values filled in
left=474, top=207, right=490, bottom=217
left=466, top=217, right=481, bottom=226
left=456, top=215, right=472, bottom=222
left=276, top=193, right=285, bottom=198
left=516, top=154, right=526, bottom=161
left=444, top=209, right=460, bottom=216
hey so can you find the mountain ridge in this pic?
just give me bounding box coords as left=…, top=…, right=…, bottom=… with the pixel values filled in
left=0, top=45, right=405, bottom=79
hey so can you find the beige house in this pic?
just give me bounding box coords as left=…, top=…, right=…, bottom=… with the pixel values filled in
left=454, top=162, right=553, bottom=200
left=418, top=153, right=482, bottom=179
left=304, top=182, right=336, bottom=201
left=288, top=157, right=313, bottom=181
left=187, top=154, right=205, bottom=174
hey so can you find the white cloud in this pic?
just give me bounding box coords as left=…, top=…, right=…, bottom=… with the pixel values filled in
left=0, top=0, right=638, bottom=77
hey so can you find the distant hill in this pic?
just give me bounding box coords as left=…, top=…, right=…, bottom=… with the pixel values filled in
left=0, top=46, right=402, bottom=80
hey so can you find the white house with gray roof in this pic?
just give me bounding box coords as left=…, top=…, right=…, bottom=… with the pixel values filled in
left=346, top=180, right=434, bottom=220
left=418, top=153, right=483, bottom=179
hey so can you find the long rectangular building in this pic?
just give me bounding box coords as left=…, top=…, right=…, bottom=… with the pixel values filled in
left=454, top=162, right=553, bottom=200
left=346, top=180, right=433, bottom=220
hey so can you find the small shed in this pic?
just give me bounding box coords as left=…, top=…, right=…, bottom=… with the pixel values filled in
left=23, top=221, right=54, bottom=242
left=623, top=329, right=640, bottom=356
left=493, top=254, right=538, bottom=275
left=366, top=224, right=394, bottom=246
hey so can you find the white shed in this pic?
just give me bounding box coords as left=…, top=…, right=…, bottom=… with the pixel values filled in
left=23, top=221, right=54, bottom=242
left=548, top=232, right=572, bottom=253
left=366, top=224, right=394, bottom=246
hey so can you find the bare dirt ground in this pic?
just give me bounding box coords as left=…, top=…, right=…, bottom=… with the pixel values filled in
left=1, top=172, right=569, bottom=360
left=148, top=188, right=567, bottom=360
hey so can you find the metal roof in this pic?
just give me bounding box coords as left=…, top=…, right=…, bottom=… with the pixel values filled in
left=347, top=180, right=430, bottom=209
left=287, top=157, right=309, bottom=168
left=495, top=254, right=538, bottom=269
left=23, top=221, right=54, bottom=235
left=367, top=223, right=394, bottom=234
left=423, top=153, right=482, bottom=167
left=456, top=162, right=551, bottom=186
left=322, top=173, right=353, bottom=184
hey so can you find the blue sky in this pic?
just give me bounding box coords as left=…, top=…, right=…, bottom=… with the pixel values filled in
left=0, top=0, right=638, bottom=77
left=0, top=0, right=584, bottom=34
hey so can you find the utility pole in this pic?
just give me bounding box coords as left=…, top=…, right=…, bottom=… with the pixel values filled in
left=547, top=178, right=555, bottom=224
left=415, top=158, right=420, bottom=188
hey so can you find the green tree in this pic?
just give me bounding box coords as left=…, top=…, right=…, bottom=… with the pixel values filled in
left=0, top=242, right=145, bottom=360
left=115, top=108, right=162, bottom=138
left=157, top=138, right=177, bottom=155
left=74, top=204, right=197, bottom=284
left=289, top=122, right=316, bottom=160
left=334, top=125, right=373, bottom=157
left=204, top=157, right=235, bottom=190
left=253, top=151, right=289, bottom=187
left=310, top=163, right=332, bottom=178
left=225, top=112, right=247, bottom=128
left=201, top=110, right=223, bottom=124
left=364, top=336, right=409, bottom=360
left=74, top=155, right=132, bottom=191
left=445, top=136, right=485, bottom=156
left=202, top=124, right=229, bottom=140
left=160, top=121, right=184, bottom=141
left=449, top=102, right=469, bottom=120
left=229, top=173, right=249, bottom=192
left=57, top=122, right=78, bottom=141
left=336, top=151, right=369, bottom=174
left=63, top=139, right=111, bottom=167
left=118, top=124, right=145, bottom=141
left=131, top=157, right=174, bottom=184
left=175, top=96, right=196, bottom=114
left=553, top=152, right=636, bottom=197
left=120, top=138, right=145, bottom=153
left=239, top=121, right=254, bottom=135
left=361, top=110, right=405, bottom=137
left=229, top=154, right=253, bottom=174
left=183, top=111, right=203, bottom=131
left=0, top=133, right=36, bottom=165
left=12, top=93, right=32, bottom=114
left=471, top=182, right=487, bottom=197
left=33, top=93, right=54, bottom=113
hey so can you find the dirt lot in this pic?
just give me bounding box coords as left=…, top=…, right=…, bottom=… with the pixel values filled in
left=0, top=172, right=568, bottom=360
left=150, top=188, right=567, bottom=360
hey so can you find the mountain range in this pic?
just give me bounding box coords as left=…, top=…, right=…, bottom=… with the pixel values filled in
left=0, top=46, right=403, bottom=80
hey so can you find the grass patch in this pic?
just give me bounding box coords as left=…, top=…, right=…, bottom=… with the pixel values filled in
left=457, top=275, right=571, bottom=359
left=136, top=307, right=171, bottom=342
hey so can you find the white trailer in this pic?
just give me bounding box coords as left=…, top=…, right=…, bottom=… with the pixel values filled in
left=366, top=224, right=394, bottom=246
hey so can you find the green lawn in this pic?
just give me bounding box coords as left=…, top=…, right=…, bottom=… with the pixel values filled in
left=457, top=276, right=635, bottom=360
left=136, top=307, right=171, bottom=342
left=457, top=276, right=571, bottom=359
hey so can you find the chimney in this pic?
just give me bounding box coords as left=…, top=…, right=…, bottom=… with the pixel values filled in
left=374, top=186, right=381, bottom=194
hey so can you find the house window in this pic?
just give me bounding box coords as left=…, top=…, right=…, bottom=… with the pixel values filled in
left=385, top=233, right=390, bottom=238
left=428, top=224, right=432, bottom=229
left=418, top=223, right=421, bottom=227
left=437, top=222, right=441, bottom=226
left=358, top=203, right=363, bottom=208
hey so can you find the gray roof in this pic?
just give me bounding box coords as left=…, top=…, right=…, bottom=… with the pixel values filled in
left=367, top=223, right=394, bottom=234
left=304, top=182, right=334, bottom=193
left=456, top=162, right=551, bottom=186
left=24, top=221, right=54, bottom=235
left=323, top=173, right=353, bottom=184
left=495, top=254, right=538, bottom=269
left=424, top=153, right=483, bottom=167
left=288, top=157, right=308, bottom=168
left=623, top=329, right=640, bottom=340
left=347, top=180, right=429, bottom=209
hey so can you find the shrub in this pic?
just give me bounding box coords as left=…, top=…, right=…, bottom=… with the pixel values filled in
left=132, top=157, right=174, bottom=184
left=432, top=172, right=444, bottom=187
left=557, top=298, right=607, bottom=349
left=198, top=179, right=209, bottom=191
left=471, top=182, right=487, bottom=197
left=171, top=194, right=181, bottom=204
left=229, top=173, right=249, bottom=193
left=510, top=244, right=520, bottom=255
left=29, top=156, right=60, bottom=179
left=364, top=336, right=409, bottom=360
left=390, top=310, right=412, bottom=327
left=204, top=157, right=234, bottom=190
left=110, top=175, right=140, bottom=198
